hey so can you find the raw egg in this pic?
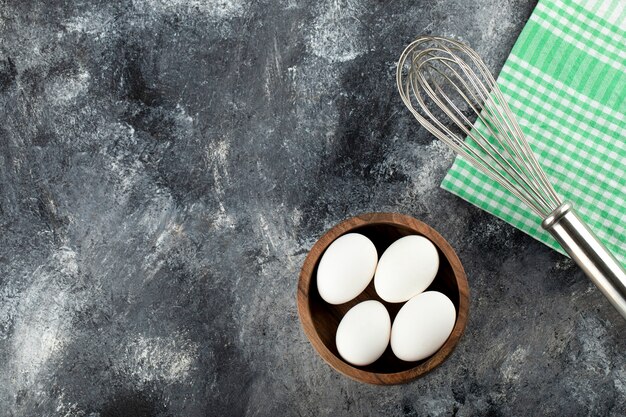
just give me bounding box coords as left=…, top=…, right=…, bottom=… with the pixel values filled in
left=374, top=235, right=439, bottom=303
left=390, top=291, right=456, bottom=362
left=316, top=233, right=377, bottom=305
left=336, top=300, right=391, bottom=366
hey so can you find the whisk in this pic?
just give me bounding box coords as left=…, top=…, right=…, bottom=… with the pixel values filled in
left=396, top=36, right=626, bottom=320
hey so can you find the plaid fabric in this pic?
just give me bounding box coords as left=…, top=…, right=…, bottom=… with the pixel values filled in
left=441, top=0, right=626, bottom=264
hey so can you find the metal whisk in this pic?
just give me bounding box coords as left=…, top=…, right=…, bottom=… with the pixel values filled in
left=397, top=36, right=626, bottom=319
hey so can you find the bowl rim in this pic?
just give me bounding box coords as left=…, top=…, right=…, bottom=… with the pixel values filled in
left=297, top=212, right=470, bottom=385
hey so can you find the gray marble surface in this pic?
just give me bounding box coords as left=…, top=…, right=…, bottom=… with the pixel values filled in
left=1, top=1, right=625, bottom=416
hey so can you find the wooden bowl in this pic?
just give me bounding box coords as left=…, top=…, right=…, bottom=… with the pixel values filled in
left=297, top=212, right=469, bottom=385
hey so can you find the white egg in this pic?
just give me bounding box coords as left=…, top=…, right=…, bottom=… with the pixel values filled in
left=374, top=235, right=439, bottom=303
left=316, top=233, right=378, bottom=305
left=391, top=291, right=456, bottom=362
left=336, top=300, right=391, bottom=366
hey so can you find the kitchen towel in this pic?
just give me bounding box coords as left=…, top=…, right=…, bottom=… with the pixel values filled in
left=441, top=0, right=626, bottom=264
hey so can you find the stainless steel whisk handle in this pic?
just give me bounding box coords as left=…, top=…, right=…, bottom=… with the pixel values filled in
left=542, top=203, right=626, bottom=319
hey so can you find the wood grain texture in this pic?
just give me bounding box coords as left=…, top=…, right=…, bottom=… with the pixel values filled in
left=297, top=212, right=469, bottom=385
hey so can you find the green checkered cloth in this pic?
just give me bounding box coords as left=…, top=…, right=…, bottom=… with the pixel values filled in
left=441, top=0, right=626, bottom=265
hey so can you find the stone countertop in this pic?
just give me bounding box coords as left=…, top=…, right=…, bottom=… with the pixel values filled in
left=0, top=1, right=624, bottom=416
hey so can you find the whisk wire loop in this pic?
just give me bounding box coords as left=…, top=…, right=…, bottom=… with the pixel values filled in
left=418, top=59, right=555, bottom=212
left=397, top=36, right=562, bottom=217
